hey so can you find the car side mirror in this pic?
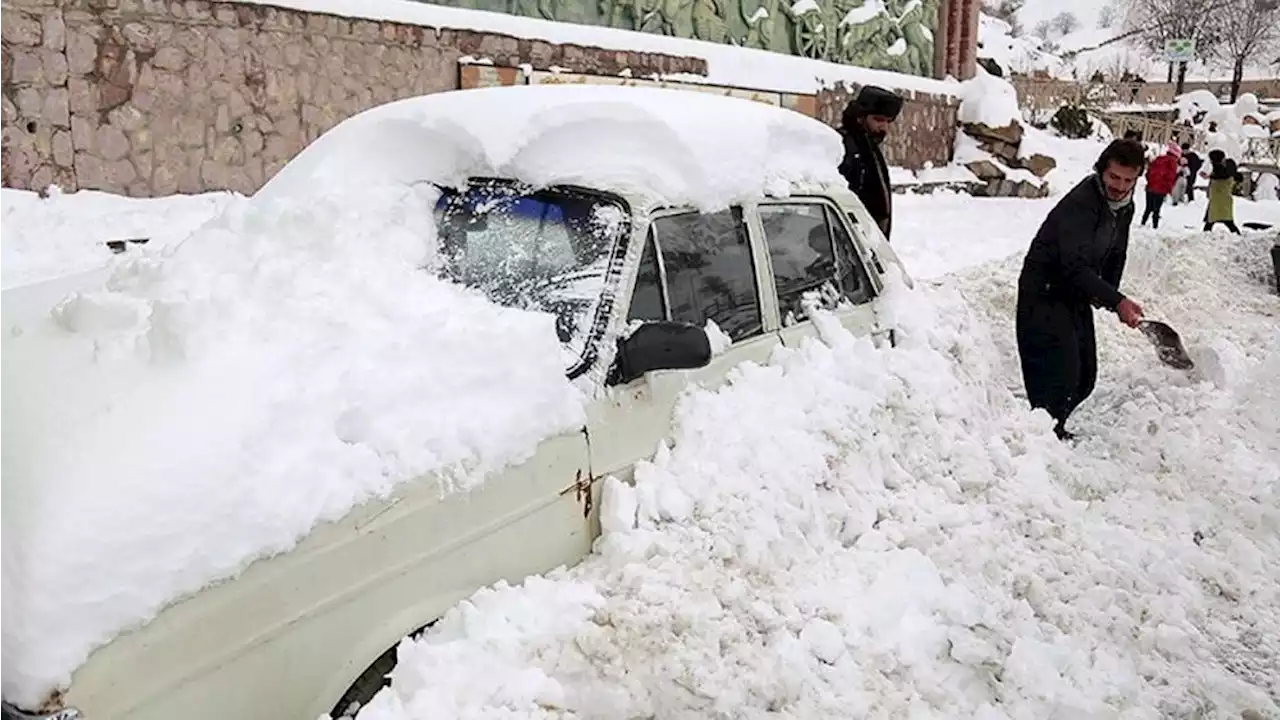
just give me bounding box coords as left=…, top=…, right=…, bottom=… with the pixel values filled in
left=612, top=321, right=712, bottom=385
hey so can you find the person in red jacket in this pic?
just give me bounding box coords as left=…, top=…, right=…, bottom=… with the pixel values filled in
left=1141, top=142, right=1181, bottom=229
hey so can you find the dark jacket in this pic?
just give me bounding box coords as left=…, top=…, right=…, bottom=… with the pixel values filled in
left=1184, top=150, right=1203, bottom=177
left=837, top=125, right=893, bottom=240
left=1018, top=175, right=1131, bottom=313
left=1015, top=175, right=1134, bottom=427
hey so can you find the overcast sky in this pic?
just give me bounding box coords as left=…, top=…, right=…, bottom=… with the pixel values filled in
left=1018, top=0, right=1114, bottom=32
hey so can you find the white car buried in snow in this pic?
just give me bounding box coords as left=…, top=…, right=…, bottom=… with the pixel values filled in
left=0, top=85, right=912, bottom=720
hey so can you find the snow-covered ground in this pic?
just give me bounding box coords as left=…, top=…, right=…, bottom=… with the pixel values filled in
left=347, top=187, right=1280, bottom=719
left=0, top=188, right=243, bottom=289
left=6, top=134, right=1279, bottom=717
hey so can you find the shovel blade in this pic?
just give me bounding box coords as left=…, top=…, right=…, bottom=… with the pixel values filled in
left=1138, top=320, right=1194, bottom=370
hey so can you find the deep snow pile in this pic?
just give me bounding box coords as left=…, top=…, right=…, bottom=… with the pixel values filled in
left=349, top=222, right=1280, bottom=719
left=0, top=85, right=848, bottom=708
left=958, top=66, right=1022, bottom=128
left=1, top=188, right=241, bottom=289
left=0, top=182, right=588, bottom=708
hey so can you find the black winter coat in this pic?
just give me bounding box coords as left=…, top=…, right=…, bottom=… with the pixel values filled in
left=837, top=126, right=893, bottom=240
left=1018, top=175, right=1131, bottom=312
left=1015, top=175, right=1133, bottom=425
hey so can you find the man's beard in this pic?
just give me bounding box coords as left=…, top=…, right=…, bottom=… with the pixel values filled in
left=866, top=129, right=887, bottom=145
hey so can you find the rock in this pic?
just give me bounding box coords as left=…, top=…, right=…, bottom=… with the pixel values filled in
left=963, top=120, right=1024, bottom=146
left=1021, top=153, right=1058, bottom=178
left=966, top=159, right=1005, bottom=181
left=1015, top=180, right=1045, bottom=198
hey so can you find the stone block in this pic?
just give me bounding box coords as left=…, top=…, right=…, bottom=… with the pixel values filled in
left=963, top=121, right=1024, bottom=146
left=2, top=12, right=43, bottom=46
left=42, top=10, right=66, bottom=50
left=965, top=159, right=1005, bottom=181
left=1021, top=153, right=1058, bottom=178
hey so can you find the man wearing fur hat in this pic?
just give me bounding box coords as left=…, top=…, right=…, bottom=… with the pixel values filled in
left=838, top=85, right=903, bottom=240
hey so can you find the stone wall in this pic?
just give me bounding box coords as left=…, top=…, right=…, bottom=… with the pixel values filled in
left=816, top=83, right=959, bottom=169
left=1, top=0, right=704, bottom=195
left=2, top=0, right=959, bottom=196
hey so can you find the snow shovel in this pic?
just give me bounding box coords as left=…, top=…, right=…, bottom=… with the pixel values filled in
left=1138, top=320, right=1194, bottom=370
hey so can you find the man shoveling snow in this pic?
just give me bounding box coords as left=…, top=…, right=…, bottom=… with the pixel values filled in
left=1015, top=139, right=1148, bottom=441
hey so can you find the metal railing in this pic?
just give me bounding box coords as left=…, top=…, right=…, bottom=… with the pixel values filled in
left=1012, top=77, right=1280, bottom=113
left=1093, top=111, right=1280, bottom=167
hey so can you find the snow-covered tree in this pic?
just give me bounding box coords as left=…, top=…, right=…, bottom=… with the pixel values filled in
left=982, top=0, right=1025, bottom=36
left=1049, top=11, right=1081, bottom=36
left=1125, top=0, right=1220, bottom=90
left=1216, top=0, right=1280, bottom=100
left=1033, top=11, right=1081, bottom=44
left=1097, top=0, right=1126, bottom=28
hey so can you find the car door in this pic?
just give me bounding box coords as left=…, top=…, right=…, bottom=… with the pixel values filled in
left=585, top=205, right=783, bottom=480
left=751, top=197, right=892, bottom=349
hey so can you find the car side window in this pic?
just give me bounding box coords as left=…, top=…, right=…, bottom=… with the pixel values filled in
left=649, top=208, right=763, bottom=342
left=627, top=233, right=666, bottom=323
left=827, top=206, right=874, bottom=306
left=758, top=203, right=837, bottom=325
left=759, top=203, right=874, bottom=325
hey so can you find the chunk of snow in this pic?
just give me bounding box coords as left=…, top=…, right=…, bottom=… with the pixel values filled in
left=886, top=37, right=907, bottom=56
left=841, top=0, right=884, bottom=26
left=600, top=476, right=638, bottom=535
left=957, top=66, right=1020, bottom=129
left=704, top=319, right=733, bottom=356
left=746, top=6, right=768, bottom=23
left=1, top=188, right=241, bottom=289
left=790, top=0, right=819, bottom=14
left=1233, top=93, right=1260, bottom=118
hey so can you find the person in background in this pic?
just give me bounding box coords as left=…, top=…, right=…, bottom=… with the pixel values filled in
left=1204, top=151, right=1243, bottom=234
left=1016, top=139, right=1147, bottom=442
left=1141, top=142, right=1180, bottom=228
left=838, top=85, right=903, bottom=241
left=1180, top=142, right=1203, bottom=201
left=1171, top=155, right=1190, bottom=206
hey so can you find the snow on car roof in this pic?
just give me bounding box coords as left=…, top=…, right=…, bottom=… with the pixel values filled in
left=257, top=83, right=846, bottom=212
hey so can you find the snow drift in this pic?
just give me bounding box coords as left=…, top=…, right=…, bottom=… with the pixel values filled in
left=349, top=216, right=1280, bottom=720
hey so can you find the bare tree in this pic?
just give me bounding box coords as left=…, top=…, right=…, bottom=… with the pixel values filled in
left=1125, top=0, right=1221, bottom=91
left=1049, top=11, right=1082, bottom=36
left=1098, top=3, right=1119, bottom=28
left=1216, top=0, right=1280, bottom=100
left=982, top=0, right=1026, bottom=36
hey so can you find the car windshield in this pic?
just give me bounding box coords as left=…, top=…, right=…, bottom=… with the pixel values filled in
left=433, top=179, right=628, bottom=370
